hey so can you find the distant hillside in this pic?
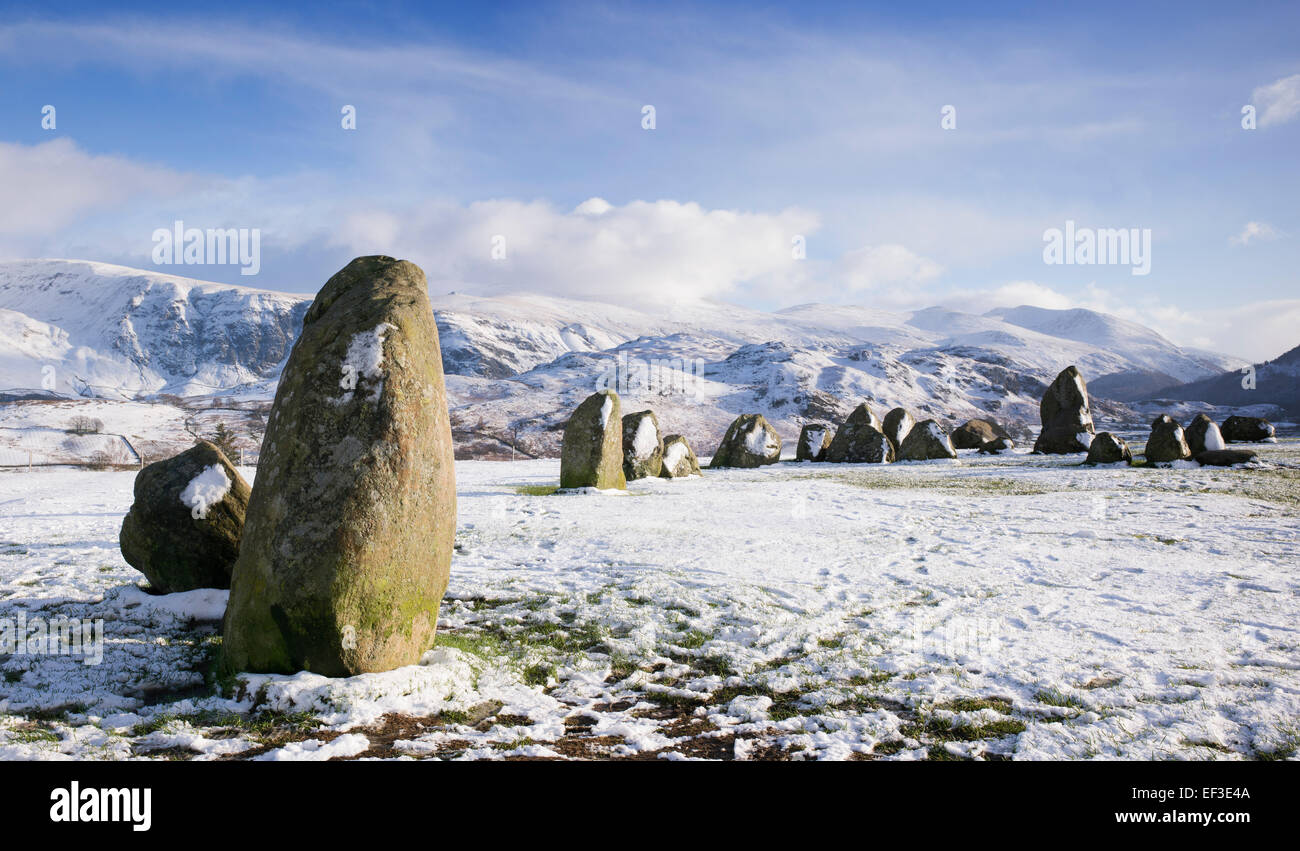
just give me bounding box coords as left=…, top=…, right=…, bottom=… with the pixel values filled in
left=1144, top=343, right=1300, bottom=418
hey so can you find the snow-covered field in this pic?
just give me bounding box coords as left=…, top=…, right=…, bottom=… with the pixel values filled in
left=1, top=444, right=1298, bottom=761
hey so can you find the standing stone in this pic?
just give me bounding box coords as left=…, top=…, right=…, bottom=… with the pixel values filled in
left=796, top=424, right=832, bottom=462
left=899, top=420, right=958, bottom=461
left=882, top=408, right=915, bottom=451
left=709, top=414, right=782, bottom=468
left=621, top=410, right=664, bottom=480
left=1145, top=415, right=1192, bottom=463
left=952, top=418, right=1012, bottom=450
left=659, top=434, right=702, bottom=478
left=1185, top=414, right=1226, bottom=455
left=1084, top=432, right=1132, bottom=464
left=560, top=390, right=627, bottom=489
left=119, top=440, right=250, bottom=594
left=223, top=256, right=456, bottom=677
left=1032, top=365, right=1095, bottom=454
left=826, top=403, right=892, bottom=463
left=1221, top=415, right=1276, bottom=443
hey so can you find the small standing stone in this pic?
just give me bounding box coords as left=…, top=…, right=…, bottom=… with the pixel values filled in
left=561, top=390, right=627, bottom=489
left=119, top=440, right=250, bottom=594
left=709, top=414, right=782, bottom=468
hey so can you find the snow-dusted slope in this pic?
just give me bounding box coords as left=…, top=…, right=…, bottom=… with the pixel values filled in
left=0, top=260, right=310, bottom=397
left=0, top=260, right=1246, bottom=458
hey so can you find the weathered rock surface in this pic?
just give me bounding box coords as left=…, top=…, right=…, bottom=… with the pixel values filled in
left=1195, top=448, right=1258, bottom=466
left=1032, top=365, right=1095, bottom=454
left=709, top=414, right=782, bottom=468
left=1085, top=432, right=1132, bottom=464
left=659, top=434, right=702, bottom=478
left=796, top=424, right=832, bottom=462
left=621, top=410, right=664, bottom=480
left=1185, top=413, right=1226, bottom=455
left=1221, top=415, right=1276, bottom=443
left=952, top=418, right=1012, bottom=450
left=899, top=420, right=958, bottom=461
left=826, top=404, right=892, bottom=463
left=222, top=256, right=456, bottom=677
left=1145, top=415, right=1192, bottom=463
left=119, top=440, right=250, bottom=594
left=560, top=390, right=627, bottom=490
left=881, top=407, right=916, bottom=450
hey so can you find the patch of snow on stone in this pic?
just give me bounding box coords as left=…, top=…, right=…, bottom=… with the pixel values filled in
left=1076, top=432, right=1094, bottom=449
left=600, top=395, right=613, bottom=430
left=1205, top=424, right=1226, bottom=452
left=632, top=417, right=658, bottom=458
left=663, top=441, right=689, bottom=470
left=337, top=323, right=395, bottom=404
left=179, top=464, right=231, bottom=520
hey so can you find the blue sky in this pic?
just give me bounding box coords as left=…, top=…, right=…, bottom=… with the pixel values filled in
left=1, top=0, right=1297, bottom=359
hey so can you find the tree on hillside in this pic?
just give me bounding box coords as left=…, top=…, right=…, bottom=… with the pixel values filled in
left=210, top=422, right=240, bottom=459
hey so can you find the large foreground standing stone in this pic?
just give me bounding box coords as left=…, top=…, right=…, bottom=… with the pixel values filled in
left=881, top=408, right=915, bottom=450
left=621, top=410, right=664, bottom=480
left=796, top=424, right=832, bottom=462
left=952, top=418, right=1011, bottom=450
left=709, top=414, right=782, bottom=468
left=1145, top=415, right=1192, bottom=463
left=1185, top=414, right=1225, bottom=455
left=1084, top=432, right=1131, bottom=464
left=560, top=390, right=627, bottom=490
left=120, top=440, right=250, bottom=594
left=659, top=434, right=702, bottom=478
left=1032, top=365, right=1095, bottom=454
left=826, top=404, right=892, bottom=463
left=1221, top=415, right=1276, bottom=443
left=899, top=420, right=958, bottom=460
left=223, top=256, right=456, bottom=677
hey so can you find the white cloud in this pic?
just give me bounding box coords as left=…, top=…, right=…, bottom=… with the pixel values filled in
left=1252, top=73, right=1300, bottom=128
left=1229, top=221, right=1280, bottom=246
left=0, top=139, right=197, bottom=246
left=327, top=197, right=820, bottom=308
left=838, top=244, right=943, bottom=293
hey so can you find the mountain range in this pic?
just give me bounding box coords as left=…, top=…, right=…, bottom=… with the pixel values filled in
left=0, top=259, right=1280, bottom=459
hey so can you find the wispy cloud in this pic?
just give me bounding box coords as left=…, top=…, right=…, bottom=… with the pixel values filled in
left=1230, top=221, right=1280, bottom=246
left=1251, top=73, right=1300, bottom=128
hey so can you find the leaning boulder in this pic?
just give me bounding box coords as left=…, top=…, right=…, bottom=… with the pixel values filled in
left=1196, top=448, right=1258, bottom=467
left=1185, top=414, right=1225, bottom=455
left=560, top=390, right=627, bottom=490
left=1221, top=415, right=1276, bottom=443
left=899, top=420, right=958, bottom=461
left=659, top=434, right=702, bottom=478
left=796, top=424, right=832, bottom=462
left=881, top=407, right=915, bottom=450
left=952, top=418, right=1011, bottom=450
left=826, top=403, right=892, bottom=463
left=119, top=440, right=250, bottom=594
left=709, top=414, right=782, bottom=468
left=1145, top=415, right=1192, bottom=463
left=1032, top=365, right=1095, bottom=454
left=1085, top=432, right=1132, bottom=464
left=222, top=256, right=457, bottom=677
left=621, top=410, right=664, bottom=480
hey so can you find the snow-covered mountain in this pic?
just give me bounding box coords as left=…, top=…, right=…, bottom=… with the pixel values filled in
left=0, top=260, right=309, bottom=398
left=0, top=259, right=1247, bottom=458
